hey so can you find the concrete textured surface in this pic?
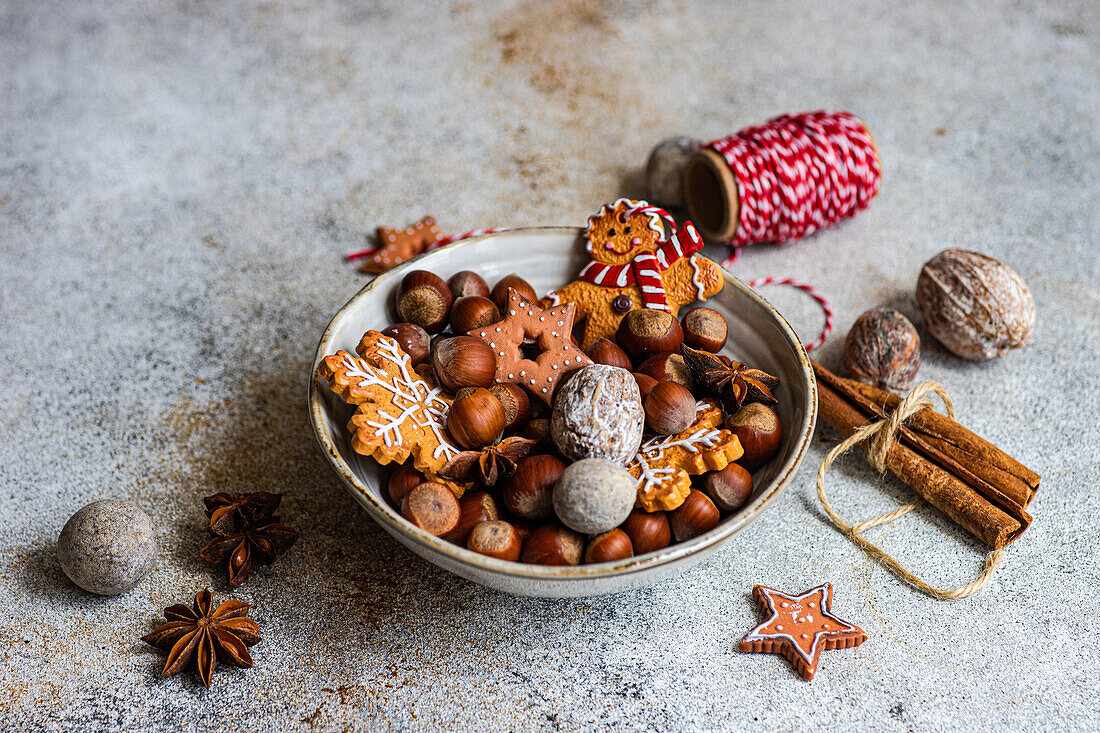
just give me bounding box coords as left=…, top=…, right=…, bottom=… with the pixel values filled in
left=2, top=0, right=1098, bottom=730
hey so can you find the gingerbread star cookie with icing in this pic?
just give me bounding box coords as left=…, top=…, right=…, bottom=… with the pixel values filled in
left=740, top=583, right=868, bottom=681
left=358, top=216, right=443, bottom=274
left=318, top=330, right=462, bottom=485
left=628, top=398, right=743, bottom=512
left=468, top=288, right=592, bottom=405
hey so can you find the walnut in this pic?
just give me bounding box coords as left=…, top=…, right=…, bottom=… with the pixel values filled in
left=916, top=249, right=1035, bottom=360
left=843, top=307, right=921, bottom=391
left=550, top=364, right=644, bottom=465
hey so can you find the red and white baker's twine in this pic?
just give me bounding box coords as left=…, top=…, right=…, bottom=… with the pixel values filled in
left=345, top=228, right=507, bottom=262
left=747, top=276, right=834, bottom=351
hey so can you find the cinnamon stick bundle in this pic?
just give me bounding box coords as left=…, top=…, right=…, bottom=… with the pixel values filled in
left=812, top=361, right=1040, bottom=549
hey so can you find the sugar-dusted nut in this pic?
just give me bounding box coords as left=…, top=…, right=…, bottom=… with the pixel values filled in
left=681, top=307, right=728, bottom=352
left=585, top=337, right=632, bottom=370
left=449, top=295, right=501, bottom=334
left=502, top=454, right=567, bottom=519
left=704, top=463, right=753, bottom=512
left=381, top=323, right=431, bottom=366
left=725, top=403, right=782, bottom=470
left=395, top=270, right=453, bottom=333
left=632, top=372, right=658, bottom=400
left=489, top=383, right=531, bottom=432
left=446, top=387, right=506, bottom=450
left=844, top=307, right=921, bottom=391
left=616, top=309, right=684, bottom=364
left=467, top=520, right=522, bottom=561
left=447, top=270, right=490, bottom=300
left=550, top=364, right=644, bottom=464
left=552, top=458, right=637, bottom=535
left=431, top=335, right=496, bottom=393
left=400, top=482, right=461, bottom=536
left=387, top=463, right=424, bottom=506
left=622, top=509, right=671, bottom=554
left=521, top=524, right=584, bottom=565
left=584, top=529, right=634, bottom=563
left=643, top=380, right=696, bottom=435
left=668, top=489, right=720, bottom=541
left=490, top=273, right=538, bottom=312
left=636, top=352, right=693, bottom=387
left=443, top=490, right=500, bottom=545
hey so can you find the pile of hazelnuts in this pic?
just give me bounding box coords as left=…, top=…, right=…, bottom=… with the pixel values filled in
left=379, top=269, right=783, bottom=567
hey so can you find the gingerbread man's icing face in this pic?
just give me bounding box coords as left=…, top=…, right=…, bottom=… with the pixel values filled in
left=585, top=201, right=664, bottom=266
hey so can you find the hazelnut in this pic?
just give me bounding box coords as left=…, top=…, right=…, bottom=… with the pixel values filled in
left=643, top=381, right=696, bottom=435
left=681, top=307, right=728, bottom=352
left=584, top=529, right=634, bottom=564
left=585, top=338, right=632, bottom=370
left=490, top=273, right=538, bottom=312
left=518, top=418, right=553, bottom=452
left=725, top=403, right=782, bottom=470
left=467, top=520, right=522, bottom=561
left=449, top=295, right=501, bottom=334
left=616, top=309, right=684, bottom=364
left=447, top=270, right=490, bottom=300
left=502, top=454, right=567, bottom=519
left=489, top=383, right=531, bottom=432
left=443, top=490, right=500, bottom=545
left=431, top=335, right=496, bottom=393
left=381, top=323, right=431, bottom=366
left=520, top=524, right=583, bottom=565
left=400, top=482, right=461, bottom=536
left=447, top=388, right=506, bottom=450
left=916, top=249, right=1035, bottom=360
left=636, top=352, right=693, bottom=387
left=668, top=489, right=719, bottom=541
left=632, top=372, right=659, bottom=400
left=510, top=518, right=537, bottom=543
left=552, top=458, right=637, bottom=535
left=703, top=463, right=753, bottom=512
left=622, top=509, right=671, bottom=554
left=844, top=307, right=921, bottom=391
left=387, top=463, right=424, bottom=506
left=395, top=270, right=452, bottom=333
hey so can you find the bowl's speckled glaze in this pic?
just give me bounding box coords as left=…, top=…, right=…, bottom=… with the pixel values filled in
left=308, top=227, right=816, bottom=597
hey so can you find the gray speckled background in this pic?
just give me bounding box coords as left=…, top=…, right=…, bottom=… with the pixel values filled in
left=2, top=1, right=1098, bottom=730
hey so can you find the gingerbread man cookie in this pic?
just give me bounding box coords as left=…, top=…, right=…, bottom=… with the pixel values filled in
left=544, top=199, right=724, bottom=347
left=627, top=398, right=744, bottom=512
left=359, top=216, right=443, bottom=274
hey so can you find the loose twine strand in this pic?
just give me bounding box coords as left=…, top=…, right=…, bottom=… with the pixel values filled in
left=816, top=381, right=1004, bottom=599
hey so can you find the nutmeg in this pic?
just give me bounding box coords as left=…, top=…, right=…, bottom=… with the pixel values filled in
left=395, top=270, right=453, bottom=333
left=449, top=295, right=501, bottom=334
left=443, top=490, right=500, bottom=545
left=636, top=352, right=693, bottom=387
left=502, top=454, right=566, bottom=519
left=616, top=309, right=684, bottom=363
left=643, top=380, right=696, bottom=435
left=520, top=524, right=583, bottom=565
left=381, top=323, right=431, bottom=366
left=725, top=403, right=782, bottom=470
left=843, top=307, right=921, bottom=391
left=446, top=387, right=506, bottom=450
left=681, top=307, right=728, bottom=352
left=467, top=520, right=522, bottom=561
left=400, top=482, right=461, bottom=536
left=632, top=372, right=659, bottom=400
left=490, top=273, right=538, bottom=312
left=447, top=270, right=490, bottom=300
left=585, top=338, right=632, bottom=370
left=703, top=463, right=753, bottom=513
left=668, top=489, right=719, bottom=541
left=431, top=335, right=496, bottom=392
left=489, top=383, right=531, bottom=432
left=622, top=509, right=672, bottom=554
left=387, top=463, right=424, bottom=506
left=584, top=529, right=634, bottom=564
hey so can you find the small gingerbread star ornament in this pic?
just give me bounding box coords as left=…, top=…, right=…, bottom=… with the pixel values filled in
left=739, top=583, right=867, bottom=680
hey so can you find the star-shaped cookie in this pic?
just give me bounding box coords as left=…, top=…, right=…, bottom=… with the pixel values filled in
left=739, top=583, right=867, bottom=680
left=468, top=288, right=592, bottom=404
left=358, top=216, right=443, bottom=274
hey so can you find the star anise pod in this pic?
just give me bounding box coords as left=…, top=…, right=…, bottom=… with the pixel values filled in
left=680, top=344, right=780, bottom=412
left=142, top=589, right=261, bottom=688
left=200, top=522, right=299, bottom=587
left=203, top=491, right=282, bottom=535
left=437, top=436, right=537, bottom=486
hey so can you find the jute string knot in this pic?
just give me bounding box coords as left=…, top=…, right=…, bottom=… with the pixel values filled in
left=816, top=381, right=1003, bottom=599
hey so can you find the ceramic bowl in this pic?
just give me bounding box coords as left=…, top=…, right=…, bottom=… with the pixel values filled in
left=308, top=228, right=816, bottom=597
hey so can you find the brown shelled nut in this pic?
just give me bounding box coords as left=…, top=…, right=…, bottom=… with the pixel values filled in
left=636, top=352, right=693, bottom=387
left=510, top=518, right=537, bottom=543
left=622, top=509, right=672, bottom=554
left=467, top=520, right=522, bottom=561
left=447, top=270, right=490, bottom=300
left=489, top=383, right=530, bottom=432
left=643, top=381, right=697, bottom=435
left=449, top=295, right=501, bottom=334
left=668, top=489, right=720, bottom=541
left=387, top=463, right=424, bottom=506
left=632, top=372, right=659, bottom=400
left=502, top=454, right=566, bottom=519
left=443, top=490, right=500, bottom=545
left=395, top=270, right=453, bottom=333
left=490, top=273, right=538, bottom=312
left=703, top=463, right=753, bottom=513
left=518, top=418, right=553, bottom=452
left=584, top=529, right=634, bottom=564
left=725, top=403, right=782, bottom=470
left=616, top=309, right=684, bottom=363
left=521, top=524, right=583, bottom=565
left=400, top=482, right=461, bottom=536
left=381, top=323, right=431, bottom=366
left=432, top=335, right=497, bottom=392
left=681, top=308, right=728, bottom=352
left=843, top=307, right=922, bottom=391
left=446, top=388, right=506, bottom=450
left=585, top=338, right=632, bottom=370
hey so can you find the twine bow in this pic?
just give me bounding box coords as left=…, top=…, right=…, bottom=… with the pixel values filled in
left=816, top=381, right=1003, bottom=599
